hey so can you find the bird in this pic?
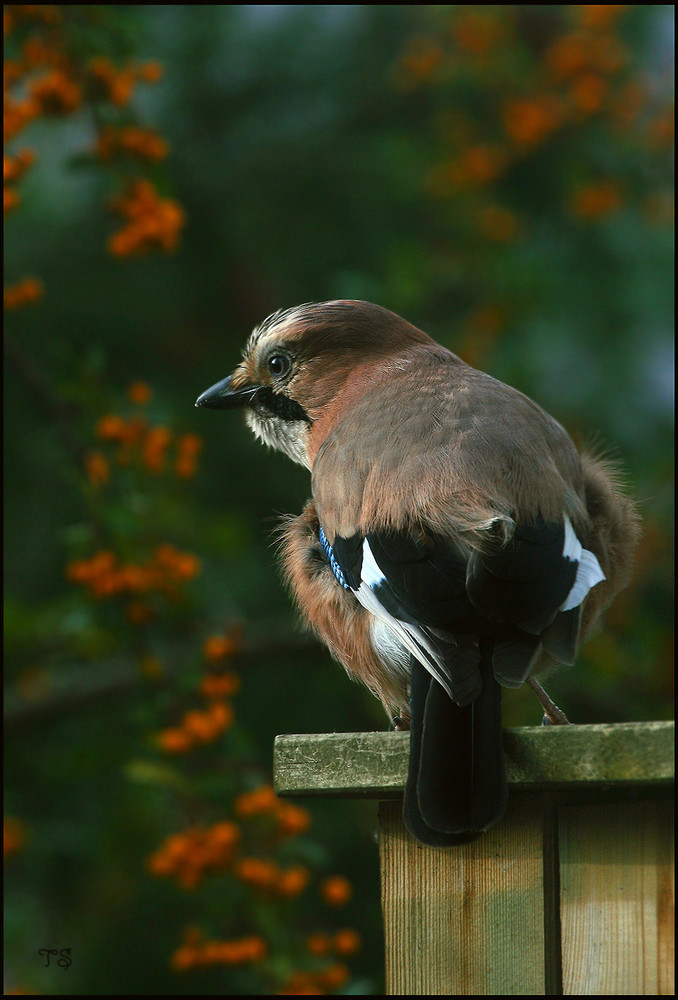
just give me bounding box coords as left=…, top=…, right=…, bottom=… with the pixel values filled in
left=196, top=299, right=640, bottom=847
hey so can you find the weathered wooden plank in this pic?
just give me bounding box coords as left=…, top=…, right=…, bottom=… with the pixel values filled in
left=274, top=730, right=405, bottom=797
left=379, top=796, right=546, bottom=995
left=559, top=800, right=675, bottom=995
left=273, top=721, right=674, bottom=797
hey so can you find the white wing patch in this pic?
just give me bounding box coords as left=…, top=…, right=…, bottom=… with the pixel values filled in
left=360, top=538, right=386, bottom=587
left=562, top=515, right=583, bottom=561
left=560, top=549, right=606, bottom=611
left=559, top=515, right=606, bottom=611
left=354, top=540, right=454, bottom=699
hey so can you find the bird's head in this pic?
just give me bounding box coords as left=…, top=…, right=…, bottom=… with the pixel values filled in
left=195, top=299, right=433, bottom=468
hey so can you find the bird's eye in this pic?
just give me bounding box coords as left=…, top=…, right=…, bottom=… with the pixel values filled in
left=268, top=354, right=290, bottom=378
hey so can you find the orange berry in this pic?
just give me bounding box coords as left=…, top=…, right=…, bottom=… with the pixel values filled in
left=4, top=150, right=35, bottom=183
left=321, top=875, right=353, bottom=906
left=121, top=565, right=152, bottom=592
left=203, top=635, right=237, bottom=662
left=306, top=933, right=332, bottom=956
left=175, top=433, right=203, bottom=478
left=108, top=228, right=136, bottom=256
left=208, top=821, right=240, bottom=849
left=170, top=945, right=199, bottom=971
left=175, top=454, right=197, bottom=479
left=207, top=699, right=234, bottom=727
left=110, top=70, right=136, bottom=107
left=276, top=802, right=311, bottom=836
left=199, top=672, right=241, bottom=698
left=89, top=551, right=117, bottom=575
left=333, top=928, right=362, bottom=956
left=569, top=73, right=608, bottom=115
left=85, top=450, right=109, bottom=487
left=29, top=69, right=82, bottom=114
left=178, top=433, right=203, bottom=454
left=142, top=426, right=171, bottom=473
left=4, top=818, right=26, bottom=857
left=234, top=785, right=277, bottom=817
left=182, top=709, right=217, bottom=742
left=95, top=414, right=124, bottom=440
left=234, top=857, right=279, bottom=890
left=108, top=179, right=185, bottom=256
left=545, top=32, right=590, bottom=81
left=147, top=851, right=175, bottom=876
left=101, top=126, right=169, bottom=162
left=277, top=865, right=309, bottom=897
left=571, top=181, right=622, bottom=219
left=65, top=559, right=91, bottom=583
left=577, top=5, right=628, bottom=30
left=4, top=276, right=44, bottom=309
left=164, top=832, right=191, bottom=860
left=4, top=187, right=20, bottom=214
left=173, top=553, right=201, bottom=579
left=242, top=936, right=267, bottom=962
left=281, top=972, right=325, bottom=995
left=157, top=728, right=193, bottom=753
left=318, top=963, right=350, bottom=989
left=450, top=144, right=509, bottom=188
left=503, top=95, right=564, bottom=148
left=138, top=60, right=164, bottom=82
left=128, top=381, right=152, bottom=405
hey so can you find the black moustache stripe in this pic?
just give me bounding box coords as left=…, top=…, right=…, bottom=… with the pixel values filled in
left=253, top=387, right=311, bottom=424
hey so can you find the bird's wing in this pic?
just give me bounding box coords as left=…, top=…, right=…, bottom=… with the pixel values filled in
left=466, top=513, right=605, bottom=684
left=327, top=528, right=481, bottom=705
left=466, top=515, right=603, bottom=631
left=327, top=515, right=604, bottom=696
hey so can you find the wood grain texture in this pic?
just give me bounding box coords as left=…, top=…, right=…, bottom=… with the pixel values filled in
left=273, top=722, right=674, bottom=796
left=559, top=800, right=675, bottom=995
left=275, top=724, right=674, bottom=995
left=379, top=796, right=546, bottom=996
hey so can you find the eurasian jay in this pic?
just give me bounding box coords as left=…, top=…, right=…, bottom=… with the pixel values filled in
left=196, top=300, right=639, bottom=846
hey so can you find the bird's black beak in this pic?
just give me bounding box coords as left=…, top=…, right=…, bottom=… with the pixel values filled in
left=195, top=375, right=261, bottom=410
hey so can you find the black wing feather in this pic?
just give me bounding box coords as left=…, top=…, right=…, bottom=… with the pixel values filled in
left=466, top=517, right=577, bottom=634
left=323, top=518, right=589, bottom=844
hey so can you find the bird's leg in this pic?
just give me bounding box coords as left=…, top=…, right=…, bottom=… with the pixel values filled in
left=389, top=715, right=410, bottom=732
left=527, top=677, right=571, bottom=726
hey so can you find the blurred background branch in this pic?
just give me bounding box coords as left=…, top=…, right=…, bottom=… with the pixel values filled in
left=3, top=632, right=317, bottom=732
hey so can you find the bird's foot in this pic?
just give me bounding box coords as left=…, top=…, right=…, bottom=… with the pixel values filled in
left=389, top=715, right=410, bottom=732
left=527, top=677, right=571, bottom=726
left=541, top=712, right=567, bottom=726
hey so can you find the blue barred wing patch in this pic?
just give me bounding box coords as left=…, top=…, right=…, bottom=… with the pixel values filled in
left=318, top=525, right=351, bottom=590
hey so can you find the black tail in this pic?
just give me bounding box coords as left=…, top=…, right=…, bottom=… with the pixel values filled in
left=403, top=644, right=507, bottom=846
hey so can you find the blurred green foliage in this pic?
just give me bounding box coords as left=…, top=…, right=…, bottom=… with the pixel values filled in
left=4, top=5, right=673, bottom=996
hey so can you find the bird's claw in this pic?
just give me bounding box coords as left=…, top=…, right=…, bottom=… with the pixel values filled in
left=389, top=715, right=410, bottom=732
left=528, top=677, right=572, bottom=726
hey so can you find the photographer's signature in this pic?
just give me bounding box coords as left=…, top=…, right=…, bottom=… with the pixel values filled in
left=38, top=948, right=71, bottom=969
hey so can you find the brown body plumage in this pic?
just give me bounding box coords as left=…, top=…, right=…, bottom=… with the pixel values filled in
left=197, top=299, right=640, bottom=844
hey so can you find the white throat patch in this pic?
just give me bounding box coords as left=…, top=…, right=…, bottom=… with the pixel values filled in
left=245, top=410, right=311, bottom=469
